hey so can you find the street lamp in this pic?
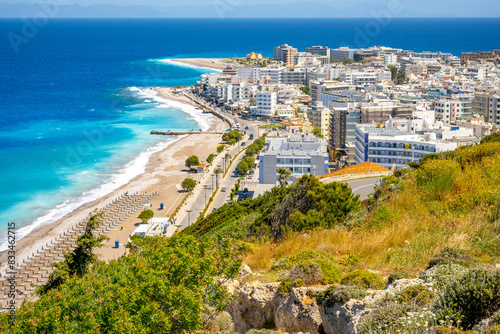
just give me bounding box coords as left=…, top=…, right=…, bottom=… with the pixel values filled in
left=203, top=185, right=209, bottom=206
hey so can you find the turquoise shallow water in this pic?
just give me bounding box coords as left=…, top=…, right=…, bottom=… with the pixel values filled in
left=0, top=17, right=499, bottom=250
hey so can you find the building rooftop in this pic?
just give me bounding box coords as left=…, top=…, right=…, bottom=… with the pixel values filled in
left=319, top=162, right=390, bottom=178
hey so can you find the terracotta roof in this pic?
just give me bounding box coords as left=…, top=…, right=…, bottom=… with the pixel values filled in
left=319, top=162, right=390, bottom=178
left=197, top=164, right=207, bottom=168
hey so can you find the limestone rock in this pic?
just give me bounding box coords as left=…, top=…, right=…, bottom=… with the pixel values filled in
left=319, top=298, right=369, bottom=334
left=275, top=286, right=324, bottom=334
left=239, top=264, right=253, bottom=279
left=228, top=282, right=280, bottom=334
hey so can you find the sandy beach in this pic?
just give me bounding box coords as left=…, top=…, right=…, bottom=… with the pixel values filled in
left=0, top=88, right=228, bottom=272
left=162, top=58, right=232, bottom=71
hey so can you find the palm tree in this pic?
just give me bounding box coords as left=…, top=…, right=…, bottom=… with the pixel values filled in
left=214, top=168, right=223, bottom=188
left=277, top=167, right=292, bottom=187
left=224, top=153, right=231, bottom=172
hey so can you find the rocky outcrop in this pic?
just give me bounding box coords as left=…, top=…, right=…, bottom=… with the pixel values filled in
left=228, top=282, right=281, bottom=334
left=275, top=287, right=325, bottom=334
left=318, top=298, right=369, bottom=334
left=228, top=278, right=427, bottom=334
left=228, top=282, right=325, bottom=334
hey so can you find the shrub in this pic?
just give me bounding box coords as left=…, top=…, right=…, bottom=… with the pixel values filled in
left=433, top=268, right=500, bottom=330
left=272, top=250, right=341, bottom=284
left=421, top=264, right=468, bottom=291
left=340, top=270, right=385, bottom=290
left=359, top=302, right=436, bottom=334
left=247, top=330, right=279, bottom=334
left=427, top=247, right=476, bottom=269
left=277, top=277, right=305, bottom=296
left=316, top=285, right=368, bottom=307
left=387, top=271, right=413, bottom=284
left=288, top=262, right=324, bottom=285
left=395, top=284, right=435, bottom=307
left=138, top=209, right=154, bottom=223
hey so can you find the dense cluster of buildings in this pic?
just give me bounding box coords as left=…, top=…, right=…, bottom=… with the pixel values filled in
left=193, top=43, right=500, bottom=183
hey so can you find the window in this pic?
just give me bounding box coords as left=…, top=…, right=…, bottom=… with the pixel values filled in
left=294, top=158, right=303, bottom=165
left=294, top=167, right=303, bottom=173
left=277, top=158, right=284, bottom=164
left=303, top=167, right=311, bottom=173
left=303, top=159, right=311, bottom=165
left=285, top=158, right=294, bottom=165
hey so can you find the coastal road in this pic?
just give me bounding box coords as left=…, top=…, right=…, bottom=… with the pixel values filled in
left=177, top=118, right=261, bottom=228
left=347, top=177, right=382, bottom=200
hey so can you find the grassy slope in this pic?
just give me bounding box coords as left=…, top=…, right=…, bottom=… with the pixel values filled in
left=186, top=141, right=500, bottom=277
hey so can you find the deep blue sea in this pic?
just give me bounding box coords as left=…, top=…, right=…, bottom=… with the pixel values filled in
left=0, top=18, right=499, bottom=250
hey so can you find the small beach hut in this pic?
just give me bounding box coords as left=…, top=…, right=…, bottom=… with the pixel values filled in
left=197, top=164, right=207, bottom=174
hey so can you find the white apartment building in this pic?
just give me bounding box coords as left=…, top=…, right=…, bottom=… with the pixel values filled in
left=354, top=119, right=474, bottom=169
left=384, top=54, right=398, bottom=66
left=434, top=99, right=470, bottom=123
left=252, top=91, right=277, bottom=117
left=330, top=47, right=358, bottom=60
left=307, top=101, right=331, bottom=138
left=472, top=89, right=500, bottom=125
left=339, top=70, right=391, bottom=85
left=236, top=67, right=262, bottom=83
left=305, top=46, right=330, bottom=58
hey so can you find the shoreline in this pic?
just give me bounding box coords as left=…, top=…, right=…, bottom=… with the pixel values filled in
left=158, top=58, right=231, bottom=71
left=0, top=87, right=227, bottom=272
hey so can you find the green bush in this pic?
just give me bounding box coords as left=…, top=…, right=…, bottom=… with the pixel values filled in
left=427, top=247, right=476, bottom=269
left=395, top=284, right=435, bottom=307
left=138, top=209, right=154, bottom=223
left=387, top=271, right=413, bottom=284
left=340, top=270, right=385, bottom=289
left=288, top=262, right=324, bottom=285
left=277, top=277, right=305, bottom=297
left=316, top=285, right=368, bottom=307
left=434, top=268, right=500, bottom=330
left=272, top=250, right=341, bottom=284
left=359, top=302, right=435, bottom=333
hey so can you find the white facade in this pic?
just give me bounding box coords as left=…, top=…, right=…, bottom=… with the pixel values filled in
left=434, top=99, right=470, bottom=123
left=253, top=91, right=277, bottom=117
left=330, top=47, right=358, bottom=60
left=384, top=54, right=398, bottom=66
left=354, top=121, right=474, bottom=169
left=339, top=70, right=391, bottom=86
left=237, top=67, right=262, bottom=83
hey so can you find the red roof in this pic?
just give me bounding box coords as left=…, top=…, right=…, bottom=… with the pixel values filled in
left=319, top=162, right=390, bottom=178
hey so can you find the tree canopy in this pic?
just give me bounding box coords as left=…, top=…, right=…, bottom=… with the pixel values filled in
left=181, top=178, right=197, bottom=192
left=185, top=155, right=200, bottom=169
left=2, top=235, right=247, bottom=333
left=222, top=130, right=242, bottom=144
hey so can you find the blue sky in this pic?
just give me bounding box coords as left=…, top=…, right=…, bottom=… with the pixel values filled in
left=1, top=0, right=499, bottom=17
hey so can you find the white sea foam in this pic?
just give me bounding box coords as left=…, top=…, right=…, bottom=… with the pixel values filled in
left=0, top=83, right=216, bottom=252
left=128, top=86, right=214, bottom=132
left=157, top=58, right=223, bottom=73
left=0, top=136, right=183, bottom=252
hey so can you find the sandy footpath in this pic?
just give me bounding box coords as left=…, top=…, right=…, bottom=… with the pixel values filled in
left=0, top=90, right=228, bottom=271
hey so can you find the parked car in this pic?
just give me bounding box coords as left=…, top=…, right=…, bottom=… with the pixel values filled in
left=221, top=187, right=227, bottom=192
left=249, top=134, right=254, bottom=140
